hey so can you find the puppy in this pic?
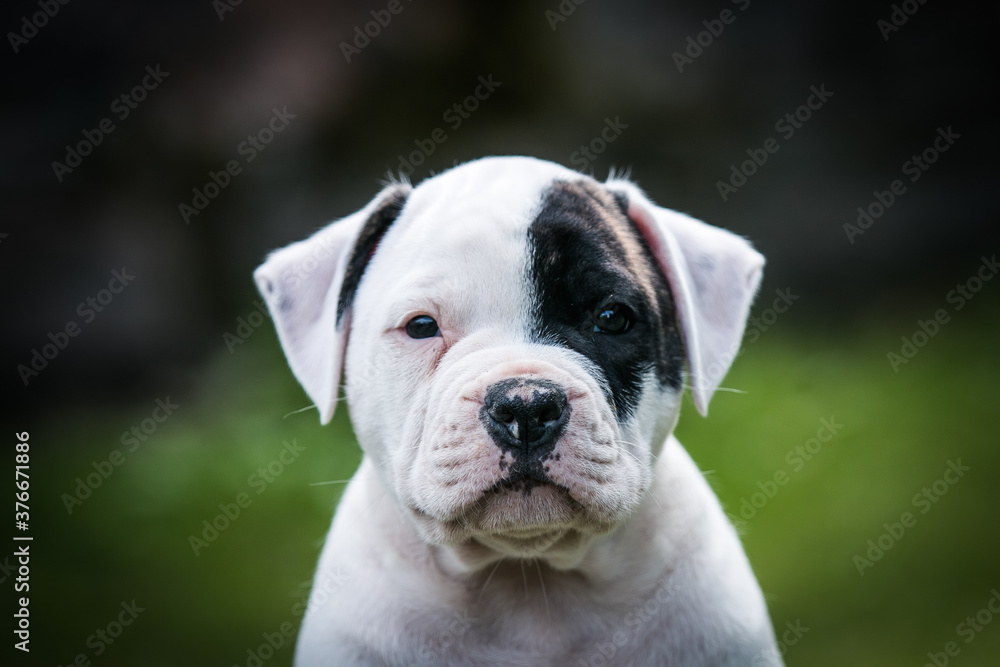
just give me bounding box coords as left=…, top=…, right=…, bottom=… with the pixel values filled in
left=256, top=156, right=782, bottom=666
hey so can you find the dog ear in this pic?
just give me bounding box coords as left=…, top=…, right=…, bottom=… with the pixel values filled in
left=254, top=185, right=410, bottom=424
left=608, top=181, right=764, bottom=416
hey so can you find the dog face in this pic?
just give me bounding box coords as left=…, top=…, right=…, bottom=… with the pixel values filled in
left=256, top=157, right=763, bottom=561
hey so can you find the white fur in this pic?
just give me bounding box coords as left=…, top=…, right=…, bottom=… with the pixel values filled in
left=256, top=156, right=781, bottom=666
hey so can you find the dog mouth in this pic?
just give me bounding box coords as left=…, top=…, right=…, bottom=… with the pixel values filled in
left=485, top=455, right=563, bottom=497
left=484, top=476, right=558, bottom=497
left=467, top=468, right=584, bottom=535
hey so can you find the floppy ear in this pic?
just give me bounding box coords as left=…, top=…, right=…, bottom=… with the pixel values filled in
left=254, top=185, right=409, bottom=424
left=607, top=180, right=764, bottom=416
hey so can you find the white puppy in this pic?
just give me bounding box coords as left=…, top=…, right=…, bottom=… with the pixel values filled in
left=256, top=156, right=782, bottom=666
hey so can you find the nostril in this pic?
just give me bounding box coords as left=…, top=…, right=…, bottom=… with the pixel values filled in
left=538, top=402, right=563, bottom=424
left=490, top=406, right=515, bottom=424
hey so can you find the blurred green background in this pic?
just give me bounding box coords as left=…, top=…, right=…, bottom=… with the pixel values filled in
left=3, top=0, right=998, bottom=665
left=28, top=302, right=1000, bottom=666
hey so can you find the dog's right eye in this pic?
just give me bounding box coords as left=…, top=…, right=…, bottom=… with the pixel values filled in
left=404, top=315, right=439, bottom=339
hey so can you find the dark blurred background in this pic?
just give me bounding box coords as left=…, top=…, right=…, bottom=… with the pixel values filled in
left=2, top=1, right=998, bottom=665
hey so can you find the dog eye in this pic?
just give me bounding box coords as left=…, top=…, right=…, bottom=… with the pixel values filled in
left=593, top=304, right=632, bottom=334
left=405, top=315, right=439, bottom=339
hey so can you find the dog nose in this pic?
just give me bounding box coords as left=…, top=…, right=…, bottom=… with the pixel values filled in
left=482, top=378, right=569, bottom=454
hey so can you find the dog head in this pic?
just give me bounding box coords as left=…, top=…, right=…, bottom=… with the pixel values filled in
left=256, top=157, right=762, bottom=563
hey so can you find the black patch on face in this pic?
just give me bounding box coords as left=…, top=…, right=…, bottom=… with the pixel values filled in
left=335, top=187, right=409, bottom=325
left=527, top=181, right=684, bottom=422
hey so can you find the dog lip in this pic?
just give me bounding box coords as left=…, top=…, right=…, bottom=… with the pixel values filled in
left=479, top=476, right=582, bottom=512
left=483, top=475, right=553, bottom=497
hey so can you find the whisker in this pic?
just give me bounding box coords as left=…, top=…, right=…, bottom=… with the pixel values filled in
left=520, top=560, right=528, bottom=600
left=478, top=560, right=503, bottom=602
left=308, top=479, right=353, bottom=487
left=680, top=382, right=746, bottom=395
left=283, top=404, right=317, bottom=419
left=534, top=559, right=551, bottom=621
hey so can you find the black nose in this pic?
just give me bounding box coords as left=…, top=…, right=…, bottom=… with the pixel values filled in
left=481, top=378, right=570, bottom=455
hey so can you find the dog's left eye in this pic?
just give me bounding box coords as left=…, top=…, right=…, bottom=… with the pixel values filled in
left=593, top=304, right=632, bottom=334
left=405, top=315, right=440, bottom=339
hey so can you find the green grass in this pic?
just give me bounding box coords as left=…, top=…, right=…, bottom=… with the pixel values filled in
left=31, top=304, right=1000, bottom=666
